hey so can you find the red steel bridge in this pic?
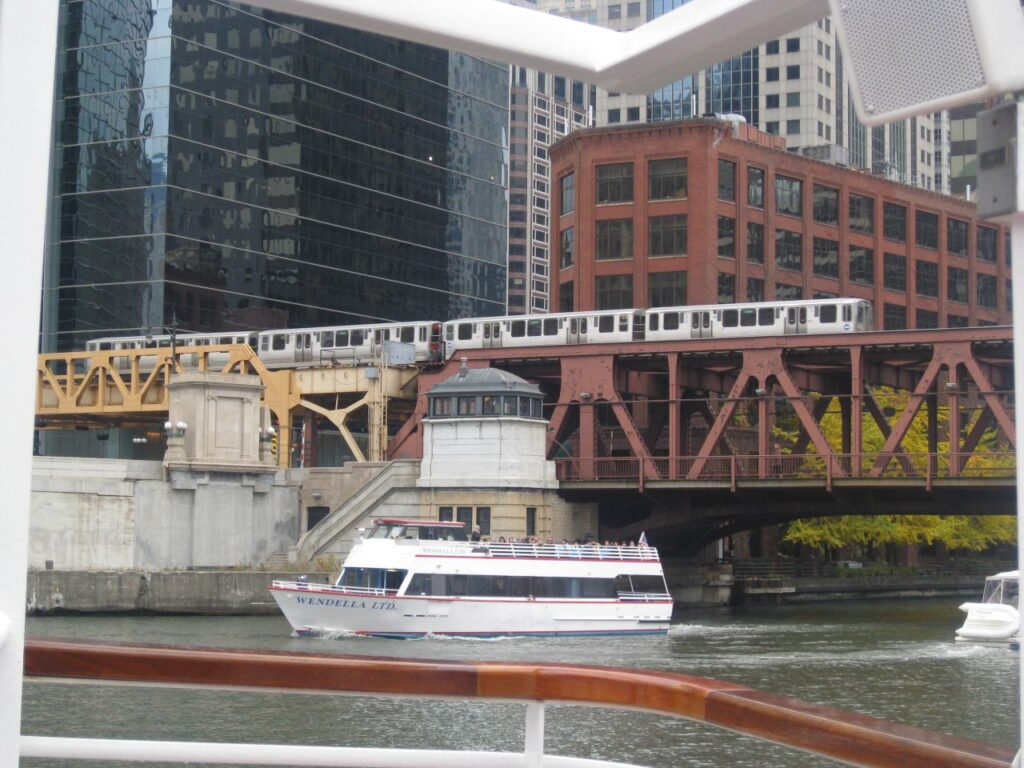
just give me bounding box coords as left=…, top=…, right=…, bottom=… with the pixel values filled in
left=390, top=326, right=1016, bottom=549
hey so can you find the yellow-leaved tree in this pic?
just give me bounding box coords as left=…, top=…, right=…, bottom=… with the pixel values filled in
left=773, top=386, right=1015, bottom=554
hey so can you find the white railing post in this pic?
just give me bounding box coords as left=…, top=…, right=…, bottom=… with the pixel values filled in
left=0, top=1, right=60, bottom=766
left=524, top=701, right=545, bottom=768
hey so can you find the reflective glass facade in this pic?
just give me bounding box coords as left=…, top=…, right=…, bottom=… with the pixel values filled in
left=44, top=0, right=509, bottom=351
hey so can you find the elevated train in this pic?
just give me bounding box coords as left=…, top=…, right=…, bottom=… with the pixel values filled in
left=85, top=298, right=873, bottom=371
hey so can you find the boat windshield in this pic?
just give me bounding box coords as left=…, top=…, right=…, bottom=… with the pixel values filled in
left=982, top=577, right=1019, bottom=606
left=337, top=567, right=407, bottom=594
left=367, top=522, right=467, bottom=541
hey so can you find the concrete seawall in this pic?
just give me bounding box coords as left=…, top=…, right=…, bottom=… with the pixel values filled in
left=26, top=570, right=333, bottom=615
left=25, top=569, right=985, bottom=615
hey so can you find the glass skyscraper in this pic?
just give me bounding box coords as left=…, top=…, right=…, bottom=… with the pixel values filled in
left=43, top=0, right=510, bottom=352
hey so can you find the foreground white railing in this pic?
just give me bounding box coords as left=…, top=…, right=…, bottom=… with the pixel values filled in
left=21, top=639, right=1014, bottom=768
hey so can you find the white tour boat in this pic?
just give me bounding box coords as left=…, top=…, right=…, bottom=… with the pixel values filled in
left=270, top=519, right=673, bottom=638
left=955, top=570, right=1020, bottom=644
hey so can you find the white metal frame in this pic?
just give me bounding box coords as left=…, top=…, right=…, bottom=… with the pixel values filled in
left=3, top=0, right=1024, bottom=765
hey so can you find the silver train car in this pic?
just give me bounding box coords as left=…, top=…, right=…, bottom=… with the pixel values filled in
left=85, top=299, right=873, bottom=371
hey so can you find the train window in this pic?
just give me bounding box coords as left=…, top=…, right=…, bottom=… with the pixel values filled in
left=570, top=318, right=580, bottom=333
left=740, top=308, right=757, bottom=327
left=527, top=319, right=542, bottom=337
left=322, top=334, right=334, bottom=348
left=351, top=330, right=364, bottom=346
left=510, top=320, right=525, bottom=337
left=758, top=308, right=774, bottom=325
left=820, top=304, right=837, bottom=323
left=219, top=337, right=232, bottom=344
left=580, top=318, right=587, bottom=333
left=419, top=327, right=427, bottom=341
left=374, top=330, right=383, bottom=344
left=543, top=318, right=558, bottom=335
left=458, top=324, right=474, bottom=341
left=691, top=314, right=700, bottom=330
left=664, top=313, right=679, bottom=331
left=99, top=342, right=112, bottom=351
left=722, top=309, right=739, bottom=327
left=598, top=315, right=614, bottom=333
left=334, top=331, right=347, bottom=346
left=843, top=305, right=852, bottom=322
left=648, top=314, right=659, bottom=331
left=619, top=315, right=629, bottom=332
left=483, top=324, right=492, bottom=340
left=260, top=337, right=269, bottom=351
left=401, top=327, right=415, bottom=343
left=272, top=335, right=287, bottom=351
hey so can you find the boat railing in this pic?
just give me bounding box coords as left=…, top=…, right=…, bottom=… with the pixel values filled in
left=481, top=541, right=659, bottom=561
left=21, top=639, right=1013, bottom=768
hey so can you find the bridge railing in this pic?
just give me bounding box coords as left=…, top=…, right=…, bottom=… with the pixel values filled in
left=555, top=452, right=1017, bottom=484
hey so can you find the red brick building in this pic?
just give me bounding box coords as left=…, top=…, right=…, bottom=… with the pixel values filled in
left=549, top=119, right=1011, bottom=329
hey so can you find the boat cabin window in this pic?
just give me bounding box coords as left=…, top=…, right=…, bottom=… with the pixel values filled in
left=614, top=574, right=669, bottom=595
left=339, top=567, right=407, bottom=593
left=368, top=522, right=468, bottom=541
left=406, top=574, right=618, bottom=598
left=983, top=577, right=1018, bottom=606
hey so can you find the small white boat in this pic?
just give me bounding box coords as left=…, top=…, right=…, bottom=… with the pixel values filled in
left=955, top=569, right=1019, bottom=644
left=270, top=519, right=673, bottom=638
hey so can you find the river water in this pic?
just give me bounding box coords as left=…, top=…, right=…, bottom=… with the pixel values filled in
left=22, top=598, right=1019, bottom=768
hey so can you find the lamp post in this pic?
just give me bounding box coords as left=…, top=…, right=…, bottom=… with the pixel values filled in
left=163, top=419, right=188, bottom=465
left=259, top=424, right=276, bottom=463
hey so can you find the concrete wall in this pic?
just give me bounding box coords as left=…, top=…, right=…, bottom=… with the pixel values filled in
left=31, top=457, right=303, bottom=570
left=26, top=570, right=333, bottom=614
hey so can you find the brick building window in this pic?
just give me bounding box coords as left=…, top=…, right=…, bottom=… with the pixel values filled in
left=916, top=210, right=939, bottom=249
left=559, top=227, right=575, bottom=268
left=883, top=303, right=907, bottom=330
left=775, top=283, right=802, bottom=300
left=747, top=167, right=764, bottom=207
left=560, top=172, right=575, bottom=215
left=648, top=272, right=687, bottom=307
left=717, top=272, right=736, bottom=303
left=775, top=175, right=803, bottom=217
left=596, top=275, right=633, bottom=309
left=747, top=222, right=765, bottom=263
left=649, top=158, right=687, bottom=200
left=747, top=276, right=764, bottom=302
left=596, top=219, right=634, bottom=260
left=596, top=163, right=633, bottom=204
left=978, top=226, right=998, bottom=262
left=915, top=260, right=938, bottom=297
left=717, top=216, right=735, bottom=258
left=947, top=217, right=969, bottom=257
left=883, top=202, right=906, bottom=242
left=849, top=245, right=874, bottom=285
left=849, top=194, right=874, bottom=233
left=813, top=237, right=839, bottom=278
left=775, top=229, right=802, bottom=271
left=718, top=159, right=736, bottom=201
left=915, top=309, right=939, bottom=329
left=947, top=266, right=968, bottom=303
left=559, top=281, right=574, bottom=312
left=977, top=273, right=997, bottom=308
left=648, top=215, right=686, bottom=257
left=883, top=253, right=906, bottom=292
left=947, top=314, right=968, bottom=328
left=812, top=185, right=838, bottom=225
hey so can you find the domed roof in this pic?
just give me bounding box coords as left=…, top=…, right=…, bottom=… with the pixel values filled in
left=429, top=363, right=541, bottom=396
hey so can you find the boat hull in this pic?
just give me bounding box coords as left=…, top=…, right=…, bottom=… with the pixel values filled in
left=269, top=584, right=672, bottom=638
left=955, top=601, right=1019, bottom=642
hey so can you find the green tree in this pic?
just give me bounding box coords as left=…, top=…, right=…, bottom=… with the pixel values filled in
left=774, top=387, right=1015, bottom=554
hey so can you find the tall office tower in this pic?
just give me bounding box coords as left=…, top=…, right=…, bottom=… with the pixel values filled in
left=540, top=0, right=938, bottom=192
left=43, top=0, right=510, bottom=352
left=508, top=66, right=594, bottom=314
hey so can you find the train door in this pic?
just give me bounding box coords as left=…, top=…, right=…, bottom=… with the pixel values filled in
left=567, top=316, right=588, bottom=345
left=295, top=332, right=313, bottom=363
left=691, top=310, right=713, bottom=338
left=481, top=321, right=502, bottom=348
left=784, top=306, right=808, bottom=334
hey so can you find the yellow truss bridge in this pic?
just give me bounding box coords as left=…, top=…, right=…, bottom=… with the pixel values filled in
left=36, top=345, right=420, bottom=467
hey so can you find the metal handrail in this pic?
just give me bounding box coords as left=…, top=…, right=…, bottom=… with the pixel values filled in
left=21, top=639, right=1013, bottom=768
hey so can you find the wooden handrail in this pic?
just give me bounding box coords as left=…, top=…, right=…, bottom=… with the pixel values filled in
left=24, top=639, right=1013, bottom=768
